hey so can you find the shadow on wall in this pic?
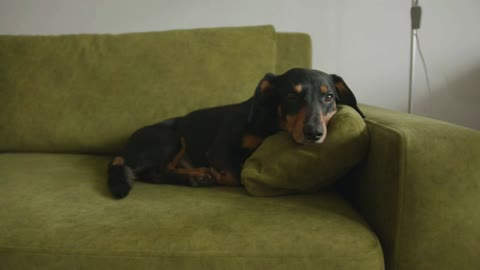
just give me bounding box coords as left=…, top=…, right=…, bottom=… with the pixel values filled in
left=416, top=65, right=480, bottom=130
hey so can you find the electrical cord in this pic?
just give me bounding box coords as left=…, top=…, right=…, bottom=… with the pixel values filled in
left=415, top=32, right=433, bottom=115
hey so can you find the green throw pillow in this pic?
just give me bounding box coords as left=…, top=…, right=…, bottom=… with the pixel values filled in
left=241, top=105, right=369, bottom=196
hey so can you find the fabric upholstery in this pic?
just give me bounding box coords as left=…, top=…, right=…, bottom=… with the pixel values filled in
left=275, top=33, right=312, bottom=74
left=242, top=105, right=369, bottom=196
left=0, top=26, right=276, bottom=154
left=344, top=104, right=480, bottom=270
left=0, top=153, right=384, bottom=270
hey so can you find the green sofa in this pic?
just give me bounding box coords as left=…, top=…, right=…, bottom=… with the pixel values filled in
left=0, top=25, right=479, bottom=270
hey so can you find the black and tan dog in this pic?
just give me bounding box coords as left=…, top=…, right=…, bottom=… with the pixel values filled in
left=108, top=68, right=364, bottom=199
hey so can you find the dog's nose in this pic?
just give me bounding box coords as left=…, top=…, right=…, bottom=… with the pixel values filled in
left=305, top=132, right=322, bottom=141
left=303, top=126, right=323, bottom=141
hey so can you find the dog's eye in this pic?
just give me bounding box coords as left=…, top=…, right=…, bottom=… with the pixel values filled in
left=324, top=94, right=334, bottom=103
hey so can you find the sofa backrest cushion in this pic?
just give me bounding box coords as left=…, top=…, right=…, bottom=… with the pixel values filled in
left=275, top=33, right=311, bottom=74
left=0, top=26, right=276, bottom=154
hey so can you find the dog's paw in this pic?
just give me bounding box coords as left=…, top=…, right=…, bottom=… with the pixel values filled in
left=188, top=173, right=216, bottom=187
left=108, top=165, right=133, bottom=199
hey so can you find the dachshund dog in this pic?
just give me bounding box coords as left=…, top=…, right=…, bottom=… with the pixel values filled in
left=107, top=68, right=364, bottom=199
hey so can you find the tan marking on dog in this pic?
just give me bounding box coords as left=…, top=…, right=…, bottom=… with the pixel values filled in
left=174, top=167, right=210, bottom=177
left=320, top=85, right=329, bottom=94
left=173, top=167, right=239, bottom=186
left=292, top=108, right=307, bottom=143
left=260, top=80, right=271, bottom=93
left=318, top=103, right=337, bottom=143
left=281, top=107, right=307, bottom=144
left=294, top=84, right=303, bottom=93
left=242, top=134, right=263, bottom=150
left=335, top=82, right=347, bottom=95
left=167, top=137, right=186, bottom=171
left=112, top=156, right=125, bottom=165
left=284, top=114, right=295, bottom=132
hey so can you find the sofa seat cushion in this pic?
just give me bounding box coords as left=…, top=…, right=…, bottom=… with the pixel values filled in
left=0, top=154, right=383, bottom=270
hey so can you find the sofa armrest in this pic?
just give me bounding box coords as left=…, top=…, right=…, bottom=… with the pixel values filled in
left=347, top=105, right=480, bottom=270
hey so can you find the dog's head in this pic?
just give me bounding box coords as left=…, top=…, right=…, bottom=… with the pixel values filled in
left=249, top=68, right=364, bottom=144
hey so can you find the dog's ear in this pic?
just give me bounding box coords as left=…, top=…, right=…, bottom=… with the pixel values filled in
left=248, top=73, right=279, bottom=133
left=331, top=74, right=365, bottom=118
left=254, top=73, right=276, bottom=96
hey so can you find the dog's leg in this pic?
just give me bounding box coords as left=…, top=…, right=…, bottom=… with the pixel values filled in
left=168, top=166, right=239, bottom=187
left=134, top=136, right=217, bottom=187
left=172, top=166, right=217, bottom=187
left=107, top=156, right=136, bottom=199
left=107, top=121, right=183, bottom=199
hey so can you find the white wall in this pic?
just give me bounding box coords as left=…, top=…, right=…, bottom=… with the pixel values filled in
left=1, top=0, right=479, bottom=129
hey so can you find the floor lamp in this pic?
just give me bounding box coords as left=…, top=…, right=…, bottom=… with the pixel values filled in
left=408, top=0, right=422, bottom=113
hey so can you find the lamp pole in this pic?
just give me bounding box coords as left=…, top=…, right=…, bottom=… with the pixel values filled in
left=408, top=0, right=421, bottom=114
